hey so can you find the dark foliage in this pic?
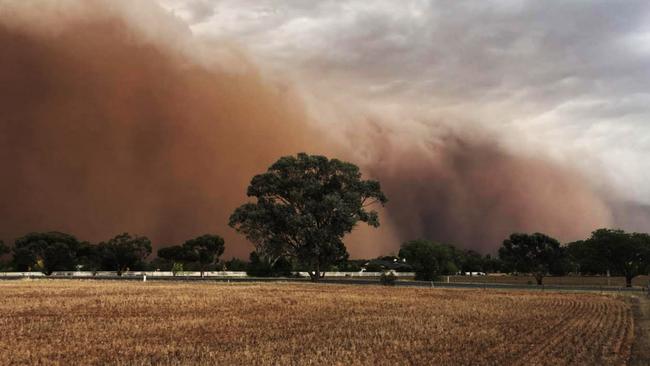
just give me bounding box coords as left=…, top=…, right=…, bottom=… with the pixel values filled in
left=13, top=232, right=81, bottom=275
left=573, top=229, right=650, bottom=287
left=498, top=233, right=565, bottom=285
left=399, top=240, right=457, bottom=281
left=246, top=251, right=293, bottom=277
left=230, top=153, right=387, bottom=281
left=98, top=233, right=151, bottom=275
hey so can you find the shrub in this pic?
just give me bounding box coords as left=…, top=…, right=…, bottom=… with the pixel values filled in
left=224, top=258, right=248, bottom=271
left=172, top=262, right=184, bottom=276
left=247, top=252, right=294, bottom=277
left=380, top=271, right=397, bottom=286
left=365, top=262, right=384, bottom=272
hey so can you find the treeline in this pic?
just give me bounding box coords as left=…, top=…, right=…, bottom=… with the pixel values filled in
left=1, top=228, right=648, bottom=288
left=0, top=232, right=225, bottom=276
left=0, top=154, right=648, bottom=286
left=394, top=229, right=650, bottom=287
left=0, top=231, right=319, bottom=278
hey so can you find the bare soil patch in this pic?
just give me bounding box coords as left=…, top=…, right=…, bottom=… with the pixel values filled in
left=630, top=295, right=650, bottom=365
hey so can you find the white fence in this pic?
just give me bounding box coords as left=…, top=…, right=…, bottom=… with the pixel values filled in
left=0, top=271, right=415, bottom=278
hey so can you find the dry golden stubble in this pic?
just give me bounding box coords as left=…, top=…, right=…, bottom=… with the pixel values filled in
left=0, top=280, right=633, bottom=365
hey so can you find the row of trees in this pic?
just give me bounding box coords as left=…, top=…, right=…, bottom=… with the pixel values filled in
left=399, top=230, right=650, bottom=287
left=0, top=232, right=227, bottom=276
left=1, top=228, right=648, bottom=287
left=1, top=154, right=648, bottom=285
left=0, top=153, right=384, bottom=281
left=8, top=232, right=152, bottom=275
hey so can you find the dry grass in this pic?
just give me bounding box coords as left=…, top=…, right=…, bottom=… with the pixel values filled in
left=0, top=280, right=634, bottom=365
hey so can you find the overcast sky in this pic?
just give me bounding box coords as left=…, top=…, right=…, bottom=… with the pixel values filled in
left=160, top=0, right=650, bottom=205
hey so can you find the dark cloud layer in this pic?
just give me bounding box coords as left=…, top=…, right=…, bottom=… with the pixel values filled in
left=172, top=0, right=650, bottom=205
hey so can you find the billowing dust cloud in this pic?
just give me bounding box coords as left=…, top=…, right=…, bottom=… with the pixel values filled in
left=366, top=134, right=612, bottom=252
left=0, top=1, right=613, bottom=257
left=0, top=2, right=328, bottom=258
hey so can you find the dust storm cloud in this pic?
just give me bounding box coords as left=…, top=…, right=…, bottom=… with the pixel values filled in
left=0, top=2, right=325, bottom=257
left=0, top=1, right=614, bottom=256
left=366, top=134, right=612, bottom=251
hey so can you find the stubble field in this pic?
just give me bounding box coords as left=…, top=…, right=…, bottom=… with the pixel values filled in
left=447, top=274, right=650, bottom=288
left=0, top=280, right=635, bottom=365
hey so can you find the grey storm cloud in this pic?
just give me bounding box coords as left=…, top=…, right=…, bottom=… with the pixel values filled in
left=161, top=0, right=650, bottom=206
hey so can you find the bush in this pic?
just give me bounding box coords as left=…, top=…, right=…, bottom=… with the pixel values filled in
left=224, top=258, right=248, bottom=271
left=365, top=262, right=384, bottom=272
left=247, top=252, right=294, bottom=277
left=172, top=262, right=184, bottom=276
left=380, top=271, right=397, bottom=286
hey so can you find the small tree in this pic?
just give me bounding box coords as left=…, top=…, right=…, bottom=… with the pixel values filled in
left=482, top=254, right=503, bottom=273
left=229, top=153, right=387, bottom=281
left=459, top=249, right=484, bottom=274
left=76, top=241, right=101, bottom=273
left=158, top=235, right=225, bottom=277
left=399, top=240, right=456, bottom=281
left=171, top=262, right=184, bottom=276
left=498, top=233, right=564, bottom=285
left=99, top=233, right=152, bottom=275
left=157, top=245, right=190, bottom=272
left=224, top=257, right=248, bottom=271
left=183, top=234, right=225, bottom=277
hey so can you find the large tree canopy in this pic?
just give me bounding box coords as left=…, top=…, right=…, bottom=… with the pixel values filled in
left=158, top=234, right=225, bottom=276
left=580, top=228, right=650, bottom=287
left=184, top=234, right=225, bottom=276
left=229, top=153, right=387, bottom=280
left=98, top=233, right=152, bottom=275
left=13, top=232, right=81, bottom=275
left=498, top=232, right=565, bottom=285
left=399, top=240, right=458, bottom=281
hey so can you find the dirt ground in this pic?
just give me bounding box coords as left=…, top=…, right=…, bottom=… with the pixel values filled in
left=630, top=295, right=650, bottom=365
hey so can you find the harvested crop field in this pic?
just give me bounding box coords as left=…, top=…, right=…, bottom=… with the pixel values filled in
left=447, top=274, right=650, bottom=288
left=0, top=280, right=634, bottom=365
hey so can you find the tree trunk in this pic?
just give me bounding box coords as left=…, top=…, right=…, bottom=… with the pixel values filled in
left=310, top=263, right=321, bottom=282
left=625, top=274, right=633, bottom=288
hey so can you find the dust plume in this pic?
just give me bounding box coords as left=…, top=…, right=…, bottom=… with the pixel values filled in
left=363, top=132, right=612, bottom=252
left=0, top=1, right=326, bottom=258
left=0, top=1, right=615, bottom=257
